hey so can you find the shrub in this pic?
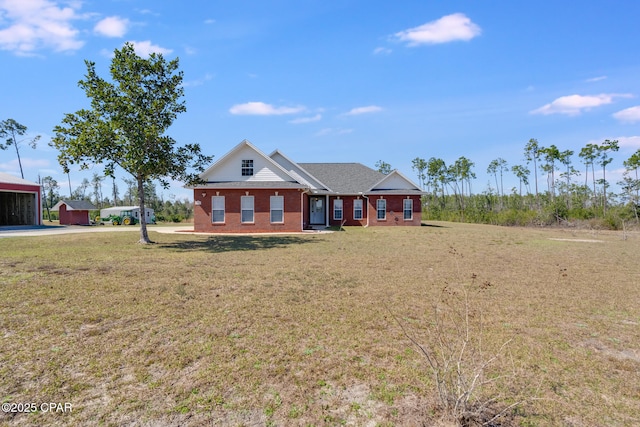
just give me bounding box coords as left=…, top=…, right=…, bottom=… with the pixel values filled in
left=388, top=248, right=524, bottom=425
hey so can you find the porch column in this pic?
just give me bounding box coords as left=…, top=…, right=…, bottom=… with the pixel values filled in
left=325, top=195, right=329, bottom=226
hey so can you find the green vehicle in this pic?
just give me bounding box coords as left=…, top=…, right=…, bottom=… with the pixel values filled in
left=97, top=209, right=138, bottom=225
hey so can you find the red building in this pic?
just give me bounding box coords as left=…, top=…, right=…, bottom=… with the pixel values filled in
left=191, top=140, right=424, bottom=233
left=0, top=172, right=42, bottom=226
left=51, top=200, right=97, bottom=225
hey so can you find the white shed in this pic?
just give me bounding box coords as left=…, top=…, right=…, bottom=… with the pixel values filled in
left=99, top=206, right=156, bottom=224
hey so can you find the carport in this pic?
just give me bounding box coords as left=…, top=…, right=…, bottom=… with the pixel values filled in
left=0, top=172, right=42, bottom=226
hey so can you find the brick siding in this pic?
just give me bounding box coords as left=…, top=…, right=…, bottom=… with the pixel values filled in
left=194, top=188, right=304, bottom=233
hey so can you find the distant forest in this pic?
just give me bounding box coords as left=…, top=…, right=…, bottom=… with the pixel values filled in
left=41, top=174, right=192, bottom=223
left=404, top=138, right=640, bottom=229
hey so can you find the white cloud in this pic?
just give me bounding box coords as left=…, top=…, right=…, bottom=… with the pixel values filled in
left=289, top=114, right=322, bottom=124
left=128, top=40, right=172, bottom=57
left=183, top=73, right=214, bottom=87
left=585, top=76, right=607, bottom=83
left=345, top=105, right=383, bottom=115
left=373, top=47, right=391, bottom=55
left=0, top=157, right=50, bottom=173
left=393, top=13, right=481, bottom=46
left=229, top=102, right=305, bottom=116
left=530, top=93, right=633, bottom=116
left=204, top=18, right=216, bottom=25
left=94, top=16, right=129, bottom=38
left=585, top=136, right=640, bottom=151
left=314, top=128, right=353, bottom=137
left=0, top=0, right=84, bottom=55
left=613, top=106, right=640, bottom=123
left=617, top=136, right=640, bottom=149
left=136, top=9, right=158, bottom=17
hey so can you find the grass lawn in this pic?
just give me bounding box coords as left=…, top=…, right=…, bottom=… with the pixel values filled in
left=1, top=223, right=639, bottom=426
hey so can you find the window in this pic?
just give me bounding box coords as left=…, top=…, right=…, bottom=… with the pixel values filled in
left=333, top=199, right=343, bottom=220
left=403, top=198, right=413, bottom=220
left=241, top=159, right=254, bottom=176
left=241, top=196, right=254, bottom=223
left=270, top=195, right=284, bottom=223
left=212, top=196, right=225, bottom=223
left=376, top=199, right=386, bottom=220
left=353, top=199, right=363, bottom=220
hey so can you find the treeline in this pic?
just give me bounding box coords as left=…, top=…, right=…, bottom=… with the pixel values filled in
left=42, top=173, right=194, bottom=223
left=408, top=138, right=640, bottom=229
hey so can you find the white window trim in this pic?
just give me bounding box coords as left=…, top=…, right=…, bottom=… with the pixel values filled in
left=377, top=199, right=386, bottom=220
left=333, top=199, right=343, bottom=221
left=353, top=199, right=363, bottom=220
left=212, top=195, right=225, bottom=223
left=241, top=159, right=254, bottom=176
left=403, top=198, right=413, bottom=221
left=270, top=195, right=284, bottom=223
left=241, top=195, right=254, bottom=223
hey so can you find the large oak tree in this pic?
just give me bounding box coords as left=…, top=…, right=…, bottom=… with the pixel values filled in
left=52, top=43, right=212, bottom=243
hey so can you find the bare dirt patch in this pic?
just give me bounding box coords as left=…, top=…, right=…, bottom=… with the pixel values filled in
left=583, top=339, right=640, bottom=363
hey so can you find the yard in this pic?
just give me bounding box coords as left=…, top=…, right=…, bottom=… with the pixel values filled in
left=1, top=223, right=639, bottom=426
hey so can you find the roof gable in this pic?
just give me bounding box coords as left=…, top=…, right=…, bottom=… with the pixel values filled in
left=199, top=140, right=300, bottom=184
left=369, top=170, right=422, bottom=191
left=269, top=150, right=328, bottom=190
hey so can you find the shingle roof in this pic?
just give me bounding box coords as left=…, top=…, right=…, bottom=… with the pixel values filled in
left=53, top=200, right=97, bottom=211
left=297, top=163, right=385, bottom=194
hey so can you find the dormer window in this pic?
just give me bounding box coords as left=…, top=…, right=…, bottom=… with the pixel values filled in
left=241, top=159, right=254, bottom=176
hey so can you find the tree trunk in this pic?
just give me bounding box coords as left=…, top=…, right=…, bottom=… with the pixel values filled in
left=137, top=176, right=152, bottom=244
left=13, top=137, right=24, bottom=179
left=602, top=166, right=607, bottom=216
left=635, top=168, right=639, bottom=205
left=591, top=163, right=596, bottom=207
left=532, top=159, right=537, bottom=198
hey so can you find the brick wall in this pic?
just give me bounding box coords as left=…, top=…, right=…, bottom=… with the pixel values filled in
left=326, top=195, right=422, bottom=227
left=327, top=196, right=367, bottom=227
left=366, top=194, right=422, bottom=227
left=194, top=188, right=304, bottom=233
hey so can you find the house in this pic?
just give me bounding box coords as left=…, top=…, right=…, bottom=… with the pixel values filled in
left=51, top=200, right=97, bottom=225
left=0, top=172, right=42, bottom=226
left=191, top=140, right=424, bottom=233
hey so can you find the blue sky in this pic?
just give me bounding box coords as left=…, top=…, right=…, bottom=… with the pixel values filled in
left=1, top=0, right=640, bottom=201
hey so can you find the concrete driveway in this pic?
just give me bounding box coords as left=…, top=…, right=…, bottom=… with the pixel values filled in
left=0, top=224, right=194, bottom=238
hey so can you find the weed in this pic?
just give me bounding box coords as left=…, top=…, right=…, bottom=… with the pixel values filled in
left=387, top=250, right=525, bottom=425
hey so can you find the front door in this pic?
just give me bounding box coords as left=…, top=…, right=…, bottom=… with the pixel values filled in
left=309, top=196, right=325, bottom=225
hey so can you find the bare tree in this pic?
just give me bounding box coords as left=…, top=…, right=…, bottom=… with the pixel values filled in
left=0, top=119, right=41, bottom=179
left=597, top=140, right=619, bottom=214
left=524, top=138, right=541, bottom=206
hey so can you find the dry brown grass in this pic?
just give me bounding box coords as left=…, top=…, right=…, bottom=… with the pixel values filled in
left=1, top=222, right=639, bottom=426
